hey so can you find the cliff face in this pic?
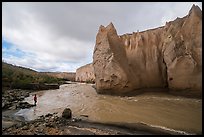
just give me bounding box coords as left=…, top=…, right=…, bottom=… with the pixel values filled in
left=93, top=5, right=202, bottom=95
left=75, top=63, right=95, bottom=83
left=93, top=23, right=132, bottom=94
left=162, top=5, right=202, bottom=91
left=120, top=26, right=167, bottom=89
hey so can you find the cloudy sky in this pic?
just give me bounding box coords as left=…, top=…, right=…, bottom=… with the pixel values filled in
left=2, top=2, right=202, bottom=72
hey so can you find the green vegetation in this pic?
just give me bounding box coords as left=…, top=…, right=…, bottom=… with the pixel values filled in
left=2, top=61, right=66, bottom=89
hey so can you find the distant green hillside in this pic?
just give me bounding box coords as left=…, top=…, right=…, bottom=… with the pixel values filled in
left=2, top=61, right=65, bottom=89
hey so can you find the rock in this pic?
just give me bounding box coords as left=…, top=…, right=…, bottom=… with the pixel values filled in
left=21, top=122, right=26, bottom=127
left=62, top=108, right=72, bottom=119
left=8, top=106, right=16, bottom=110
left=34, top=123, right=39, bottom=127
left=45, top=113, right=53, bottom=117
left=45, top=123, right=54, bottom=127
left=92, top=5, right=202, bottom=96
left=14, top=101, right=18, bottom=103
left=45, top=117, right=50, bottom=122
left=49, top=117, right=54, bottom=122
left=36, top=124, right=44, bottom=132
left=20, top=96, right=25, bottom=100
left=2, top=101, right=11, bottom=109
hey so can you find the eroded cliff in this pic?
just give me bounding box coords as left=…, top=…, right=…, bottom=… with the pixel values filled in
left=93, top=5, right=202, bottom=96
left=93, top=23, right=132, bottom=94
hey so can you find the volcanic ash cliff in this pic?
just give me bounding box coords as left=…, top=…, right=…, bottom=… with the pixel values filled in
left=92, top=5, right=202, bottom=96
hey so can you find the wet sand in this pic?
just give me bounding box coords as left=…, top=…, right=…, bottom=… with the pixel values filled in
left=15, top=83, right=202, bottom=134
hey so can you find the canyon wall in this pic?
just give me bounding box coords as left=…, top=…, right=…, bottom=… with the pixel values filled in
left=120, top=26, right=167, bottom=90
left=162, top=5, right=202, bottom=91
left=75, top=63, right=95, bottom=83
left=93, top=5, right=202, bottom=96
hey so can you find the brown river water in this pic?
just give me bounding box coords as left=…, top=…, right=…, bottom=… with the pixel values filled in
left=15, top=83, right=202, bottom=134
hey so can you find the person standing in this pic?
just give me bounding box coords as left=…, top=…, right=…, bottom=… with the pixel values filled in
left=34, top=94, right=37, bottom=106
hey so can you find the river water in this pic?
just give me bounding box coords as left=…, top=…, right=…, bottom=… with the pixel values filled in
left=15, top=83, right=202, bottom=134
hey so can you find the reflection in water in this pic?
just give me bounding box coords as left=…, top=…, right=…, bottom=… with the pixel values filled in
left=16, top=83, right=202, bottom=134
left=33, top=106, right=37, bottom=116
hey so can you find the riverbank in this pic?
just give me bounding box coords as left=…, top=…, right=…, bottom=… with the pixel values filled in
left=2, top=111, right=193, bottom=135
left=2, top=89, right=36, bottom=110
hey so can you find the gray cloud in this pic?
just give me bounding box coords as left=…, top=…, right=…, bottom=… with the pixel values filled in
left=2, top=2, right=202, bottom=72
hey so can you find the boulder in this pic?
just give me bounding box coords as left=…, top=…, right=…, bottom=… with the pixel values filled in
left=62, top=108, right=72, bottom=119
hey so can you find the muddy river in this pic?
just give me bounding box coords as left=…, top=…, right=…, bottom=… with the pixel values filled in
left=15, top=83, right=202, bottom=134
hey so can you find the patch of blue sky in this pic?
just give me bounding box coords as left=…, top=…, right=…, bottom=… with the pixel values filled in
left=2, top=39, right=33, bottom=58
left=2, top=39, right=13, bottom=49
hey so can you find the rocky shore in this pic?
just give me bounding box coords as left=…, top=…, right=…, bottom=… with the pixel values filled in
left=2, top=89, right=35, bottom=110
left=3, top=110, right=195, bottom=135
left=2, top=112, right=145, bottom=135
left=2, top=111, right=179, bottom=135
